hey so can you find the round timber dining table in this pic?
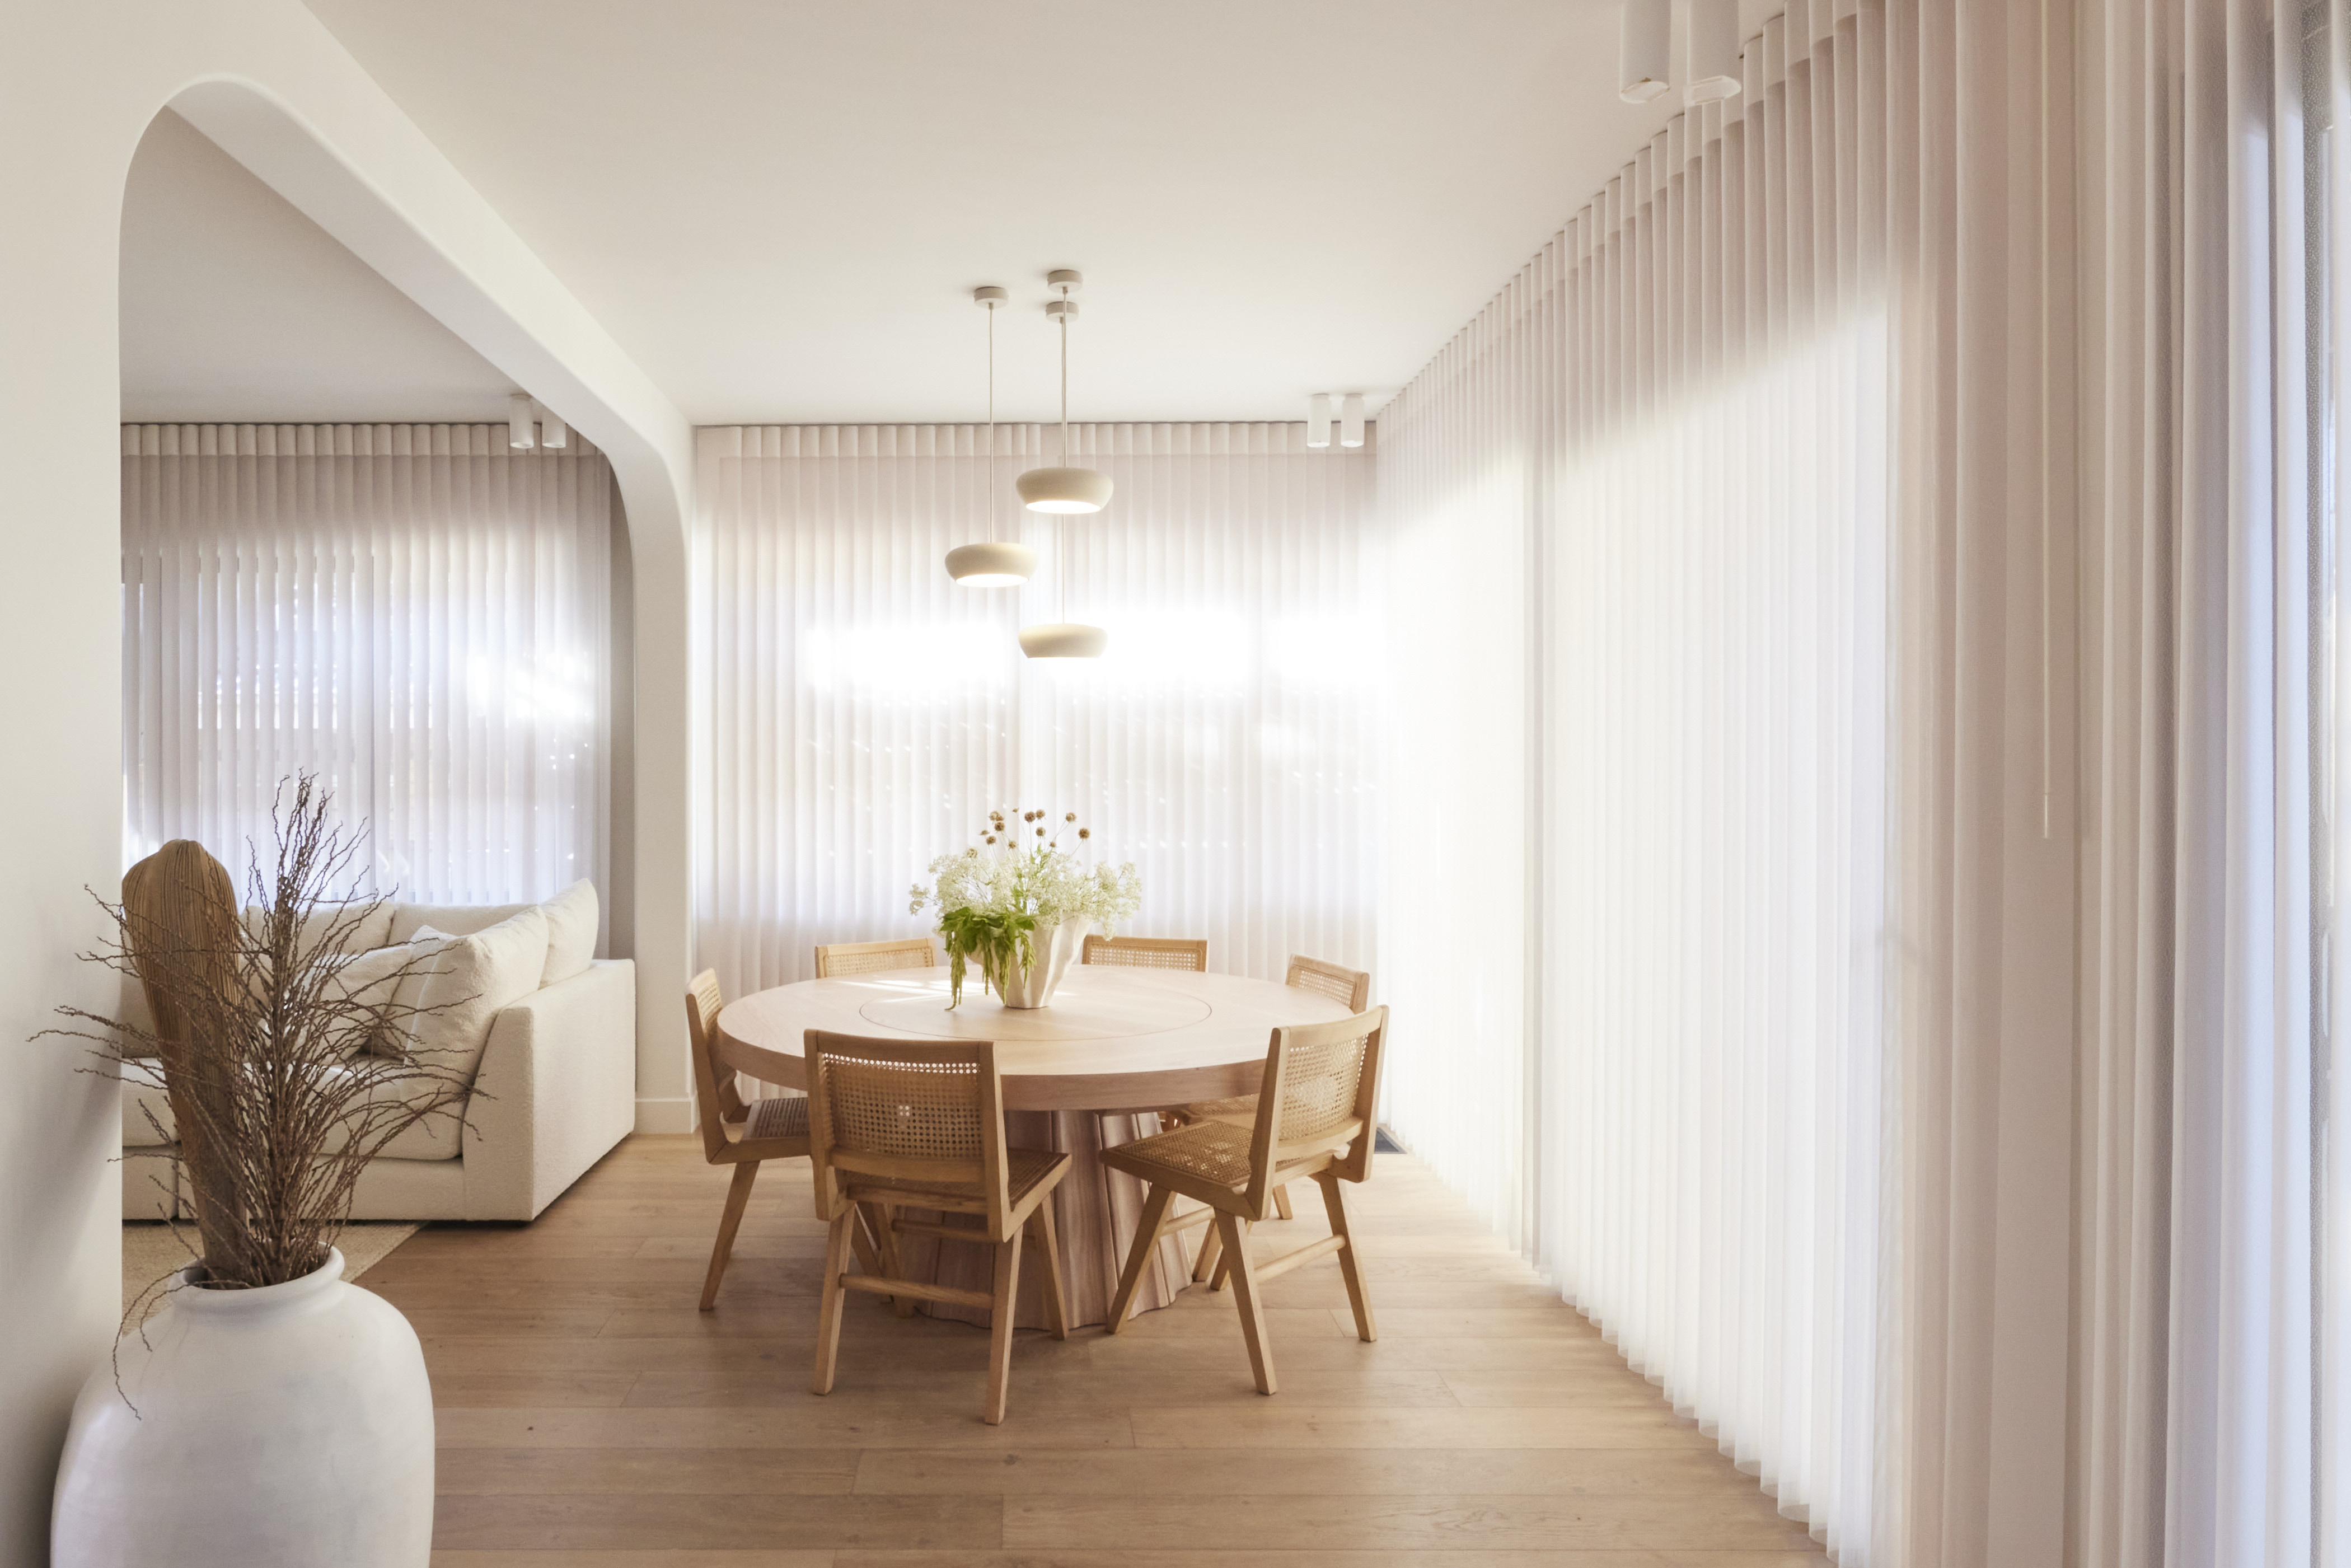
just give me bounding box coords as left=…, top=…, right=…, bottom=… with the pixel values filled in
left=713, top=965, right=1353, bottom=1328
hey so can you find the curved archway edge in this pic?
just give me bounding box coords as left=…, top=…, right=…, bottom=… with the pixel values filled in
left=1, top=11, right=697, bottom=1557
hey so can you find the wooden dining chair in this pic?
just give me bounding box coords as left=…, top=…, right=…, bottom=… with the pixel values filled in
left=804, top=1031, right=1073, bottom=1425
left=813, top=937, right=937, bottom=979
left=1102, top=1007, right=1389, bottom=1393
left=1080, top=934, right=1208, bottom=972
left=1170, top=954, right=1371, bottom=1230
left=685, top=970, right=882, bottom=1310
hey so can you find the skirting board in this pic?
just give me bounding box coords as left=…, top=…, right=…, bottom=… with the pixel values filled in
left=634, top=1096, right=694, bottom=1135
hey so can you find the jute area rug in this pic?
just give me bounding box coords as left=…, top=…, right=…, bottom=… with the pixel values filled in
left=121, top=1223, right=420, bottom=1327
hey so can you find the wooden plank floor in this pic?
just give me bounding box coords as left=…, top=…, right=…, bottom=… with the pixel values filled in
left=368, top=1134, right=1825, bottom=1567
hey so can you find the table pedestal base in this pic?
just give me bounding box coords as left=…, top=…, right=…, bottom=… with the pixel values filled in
left=887, top=1110, right=1191, bottom=1329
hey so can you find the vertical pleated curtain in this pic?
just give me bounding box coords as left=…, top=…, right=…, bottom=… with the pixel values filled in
left=1376, top=3, right=2069, bottom=1560
left=696, top=422, right=1376, bottom=1009
left=120, top=423, right=612, bottom=912
left=2074, top=2, right=2331, bottom=1565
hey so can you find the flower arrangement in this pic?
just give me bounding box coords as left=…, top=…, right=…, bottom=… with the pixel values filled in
left=908, top=808, right=1141, bottom=1008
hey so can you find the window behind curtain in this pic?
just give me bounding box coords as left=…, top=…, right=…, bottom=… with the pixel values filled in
left=120, top=423, right=611, bottom=917
left=695, top=422, right=1378, bottom=1004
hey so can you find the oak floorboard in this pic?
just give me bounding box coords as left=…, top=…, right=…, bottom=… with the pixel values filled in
left=851, top=1447, right=1770, bottom=1497
left=432, top=1492, right=1000, bottom=1552
left=390, top=1135, right=1817, bottom=1561
left=1128, top=1405, right=1713, bottom=1450
left=1002, top=1493, right=1813, bottom=1552
left=432, top=1555, right=835, bottom=1567
left=835, top=1553, right=1823, bottom=1568
left=435, top=1448, right=859, bottom=1495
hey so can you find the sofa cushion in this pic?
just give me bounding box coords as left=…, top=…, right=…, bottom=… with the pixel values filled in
left=537, top=880, right=599, bottom=986
left=117, top=903, right=400, bottom=1055
left=121, top=1059, right=174, bottom=1149
left=321, top=943, right=427, bottom=1059
left=387, top=901, right=535, bottom=945
left=322, top=1061, right=468, bottom=1161
left=240, top=902, right=396, bottom=962
left=389, top=909, right=550, bottom=1083
left=118, top=1058, right=465, bottom=1162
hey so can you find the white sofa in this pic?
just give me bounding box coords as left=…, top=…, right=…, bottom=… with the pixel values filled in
left=119, top=894, right=636, bottom=1223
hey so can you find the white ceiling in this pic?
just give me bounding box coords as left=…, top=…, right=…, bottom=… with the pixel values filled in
left=120, top=4, right=1748, bottom=428
left=119, top=109, right=522, bottom=424
left=284, top=0, right=1689, bottom=426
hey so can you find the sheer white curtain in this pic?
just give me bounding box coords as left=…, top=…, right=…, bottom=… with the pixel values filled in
left=2075, top=2, right=2335, bottom=1564
left=696, top=422, right=1376, bottom=1004
left=121, top=423, right=612, bottom=912
left=1378, top=4, right=2073, bottom=1561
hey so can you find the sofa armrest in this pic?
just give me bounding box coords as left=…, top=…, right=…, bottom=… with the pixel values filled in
left=461, top=958, right=636, bottom=1220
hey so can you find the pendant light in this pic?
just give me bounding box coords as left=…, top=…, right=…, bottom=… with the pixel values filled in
left=1014, top=270, right=1114, bottom=513
left=944, top=285, right=1038, bottom=587
left=1018, top=269, right=1108, bottom=657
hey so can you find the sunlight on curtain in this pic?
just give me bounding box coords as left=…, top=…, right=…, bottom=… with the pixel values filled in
left=696, top=423, right=1376, bottom=1007
left=120, top=423, right=611, bottom=909
left=1376, top=11, right=1897, bottom=1557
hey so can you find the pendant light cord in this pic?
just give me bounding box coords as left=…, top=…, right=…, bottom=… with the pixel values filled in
left=986, top=301, right=996, bottom=544
left=1058, top=285, right=1070, bottom=622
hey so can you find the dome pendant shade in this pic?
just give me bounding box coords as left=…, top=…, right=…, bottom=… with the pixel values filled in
left=1019, top=622, right=1109, bottom=659
left=945, top=540, right=1038, bottom=587
left=1016, top=465, right=1114, bottom=514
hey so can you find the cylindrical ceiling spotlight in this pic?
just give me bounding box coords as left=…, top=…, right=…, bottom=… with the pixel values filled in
left=540, top=409, right=569, bottom=450
left=1306, top=394, right=1333, bottom=448
left=1684, top=0, right=1743, bottom=104
left=1018, top=622, right=1111, bottom=659
left=1340, top=394, right=1365, bottom=449
left=507, top=392, right=536, bottom=451
left=1618, top=0, right=1671, bottom=104
left=1015, top=270, right=1114, bottom=514
left=946, top=285, right=1037, bottom=587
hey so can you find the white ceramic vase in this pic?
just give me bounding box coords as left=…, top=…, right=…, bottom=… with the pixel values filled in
left=988, top=918, right=1092, bottom=1008
left=52, top=1247, right=434, bottom=1568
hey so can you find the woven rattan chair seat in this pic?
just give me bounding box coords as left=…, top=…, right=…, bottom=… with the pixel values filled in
left=1103, top=1120, right=1265, bottom=1192
left=1176, top=1093, right=1258, bottom=1125
left=744, top=1094, right=810, bottom=1141
left=845, top=1144, right=1066, bottom=1208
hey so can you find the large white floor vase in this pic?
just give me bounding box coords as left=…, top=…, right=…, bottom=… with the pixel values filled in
left=987, top=918, right=1092, bottom=1009
left=51, top=1247, right=433, bottom=1567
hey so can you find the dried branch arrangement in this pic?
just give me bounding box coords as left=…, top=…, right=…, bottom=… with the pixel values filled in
left=52, top=775, right=474, bottom=1294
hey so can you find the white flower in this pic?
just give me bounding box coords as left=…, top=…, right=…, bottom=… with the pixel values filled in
left=910, top=822, right=1141, bottom=933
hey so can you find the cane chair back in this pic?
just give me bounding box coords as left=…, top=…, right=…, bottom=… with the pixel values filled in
left=683, top=969, right=748, bottom=1163
left=804, top=1031, right=1025, bottom=1238
left=1081, top=935, right=1209, bottom=972
left=814, top=937, right=937, bottom=979
left=1248, top=1005, right=1387, bottom=1199
left=1285, top=954, right=1371, bottom=1011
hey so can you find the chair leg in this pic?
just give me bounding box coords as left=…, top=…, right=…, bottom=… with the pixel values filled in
left=1210, top=1218, right=1252, bottom=1293
left=1107, top=1185, right=1174, bottom=1333
left=1216, top=1211, right=1277, bottom=1394
left=849, top=1202, right=886, bottom=1291
left=1028, top=1199, right=1070, bottom=1341
left=983, top=1225, right=1027, bottom=1425
left=1189, top=1207, right=1224, bottom=1284
left=700, top=1160, right=760, bottom=1310
left=1272, top=1182, right=1295, bottom=1221
left=1318, top=1171, right=1377, bottom=1342
left=809, top=1208, right=854, bottom=1395
left=875, top=1205, right=919, bottom=1318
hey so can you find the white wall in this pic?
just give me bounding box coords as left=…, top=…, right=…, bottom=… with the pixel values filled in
left=0, top=5, right=697, bottom=1560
